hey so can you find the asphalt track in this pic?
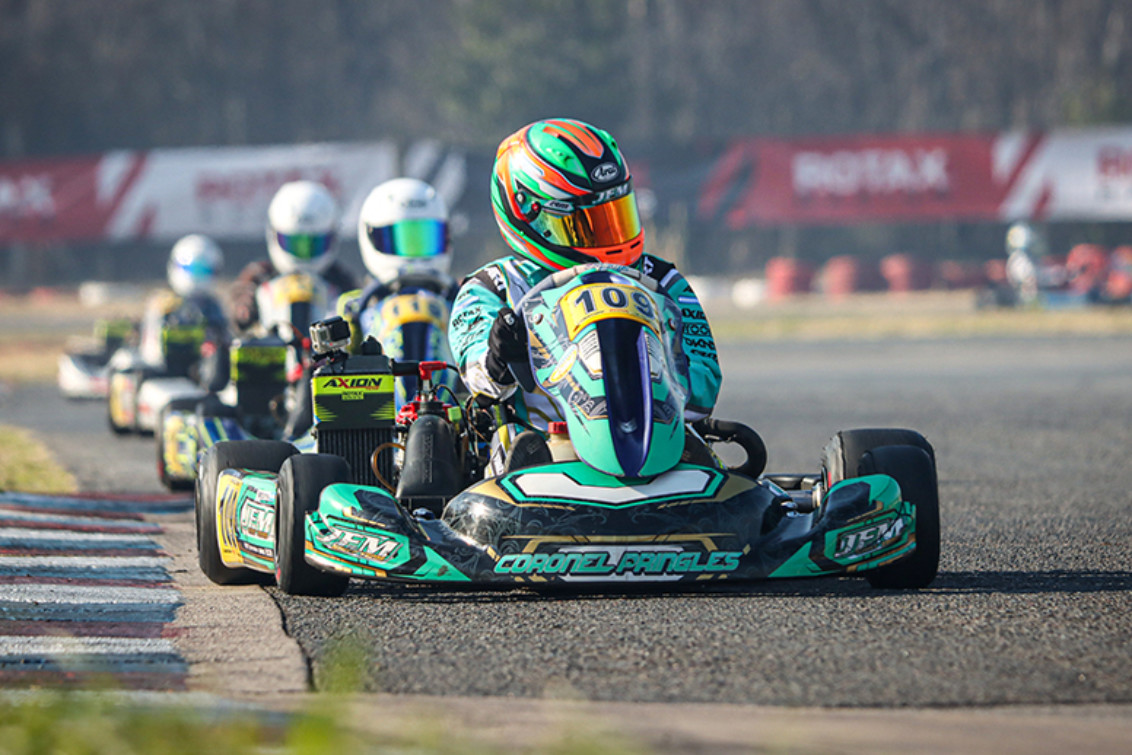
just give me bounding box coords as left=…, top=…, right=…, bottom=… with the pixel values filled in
left=3, top=334, right=1131, bottom=712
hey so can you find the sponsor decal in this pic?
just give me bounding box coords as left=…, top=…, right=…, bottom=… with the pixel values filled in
left=544, top=199, right=574, bottom=213
left=494, top=546, right=741, bottom=578
left=833, top=514, right=907, bottom=559
left=680, top=307, right=708, bottom=321
left=319, top=376, right=392, bottom=390
left=683, top=322, right=712, bottom=337
left=592, top=183, right=631, bottom=203
left=316, top=526, right=403, bottom=563
left=591, top=162, right=620, bottom=183
left=237, top=501, right=275, bottom=539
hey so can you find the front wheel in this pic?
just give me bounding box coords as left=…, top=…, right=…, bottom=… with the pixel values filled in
left=196, top=440, right=297, bottom=585
left=822, top=429, right=939, bottom=589
left=275, top=454, right=351, bottom=597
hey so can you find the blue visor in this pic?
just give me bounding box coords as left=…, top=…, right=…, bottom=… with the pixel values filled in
left=176, top=259, right=216, bottom=278
left=366, top=219, right=448, bottom=259
left=276, top=231, right=334, bottom=261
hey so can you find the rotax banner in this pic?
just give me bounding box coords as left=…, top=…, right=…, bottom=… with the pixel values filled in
left=698, top=128, right=1132, bottom=227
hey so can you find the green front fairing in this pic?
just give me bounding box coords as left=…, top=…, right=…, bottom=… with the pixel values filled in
left=769, top=475, right=916, bottom=578
left=304, top=483, right=470, bottom=582
left=523, top=280, right=686, bottom=477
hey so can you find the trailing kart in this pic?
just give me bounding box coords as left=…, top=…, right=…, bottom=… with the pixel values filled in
left=196, top=264, right=940, bottom=594
left=107, top=292, right=225, bottom=435
left=57, top=317, right=137, bottom=400
left=161, top=273, right=455, bottom=491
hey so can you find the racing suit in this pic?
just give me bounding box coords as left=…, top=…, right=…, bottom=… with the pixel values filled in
left=449, top=255, right=722, bottom=469
left=229, top=259, right=359, bottom=332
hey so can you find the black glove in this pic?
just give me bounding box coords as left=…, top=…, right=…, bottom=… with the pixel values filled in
left=484, top=306, right=528, bottom=385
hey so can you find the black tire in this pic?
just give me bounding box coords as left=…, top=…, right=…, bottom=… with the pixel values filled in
left=860, top=445, right=940, bottom=589
left=195, top=440, right=298, bottom=585
left=821, top=429, right=939, bottom=589
left=157, top=397, right=200, bottom=491
left=822, top=428, right=934, bottom=486
left=275, top=454, right=351, bottom=597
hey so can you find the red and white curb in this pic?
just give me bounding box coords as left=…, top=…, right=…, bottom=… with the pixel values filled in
left=0, top=492, right=190, bottom=690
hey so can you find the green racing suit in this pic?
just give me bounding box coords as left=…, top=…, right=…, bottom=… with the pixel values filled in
left=449, top=254, right=721, bottom=439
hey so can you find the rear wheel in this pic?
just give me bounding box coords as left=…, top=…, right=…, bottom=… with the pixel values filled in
left=196, top=440, right=297, bottom=585
left=276, top=454, right=351, bottom=597
left=157, top=397, right=200, bottom=491
left=822, top=429, right=939, bottom=589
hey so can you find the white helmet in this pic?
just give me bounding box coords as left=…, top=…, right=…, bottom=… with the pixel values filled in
left=167, top=234, right=223, bottom=297
left=266, top=180, right=340, bottom=275
left=358, top=177, right=451, bottom=284
left=1005, top=221, right=1037, bottom=255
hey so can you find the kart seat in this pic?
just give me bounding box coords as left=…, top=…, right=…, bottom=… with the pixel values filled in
left=502, top=430, right=552, bottom=475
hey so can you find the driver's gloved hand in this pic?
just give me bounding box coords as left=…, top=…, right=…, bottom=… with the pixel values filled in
left=485, top=306, right=528, bottom=385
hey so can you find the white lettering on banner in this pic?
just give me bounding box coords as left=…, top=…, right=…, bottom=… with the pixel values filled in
left=0, top=175, right=56, bottom=219
left=792, top=148, right=950, bottom=197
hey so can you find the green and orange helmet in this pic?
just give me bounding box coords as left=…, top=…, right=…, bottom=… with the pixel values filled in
left=491, top=118, right=645, bottom=271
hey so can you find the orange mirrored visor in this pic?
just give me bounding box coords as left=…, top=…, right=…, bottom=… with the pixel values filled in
left=528, top=192, right=642, bottom=249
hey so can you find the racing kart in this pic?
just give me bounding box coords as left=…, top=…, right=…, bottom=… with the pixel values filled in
left=195, top=264, right=940, bottom=595
left=107, top=293, right=223, bottom=435
left=57, top=317, right=137, bottom=400
left=155, top=271, right=334, bottom=490
left=159, top=273, right=456, bottom=491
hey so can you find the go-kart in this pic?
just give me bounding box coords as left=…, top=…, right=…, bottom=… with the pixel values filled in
left=160, top=274, right=456, bottom=492
left=107, top=293, right=223, bottom=435
left=156, top=271, right=334, bottom=490
left=57, top=317, right=137, bottom=400
left=195, top=264, right=940, bottom=595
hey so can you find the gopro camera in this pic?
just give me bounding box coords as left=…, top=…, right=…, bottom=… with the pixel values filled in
left=309, top=316, right=352, bottom=356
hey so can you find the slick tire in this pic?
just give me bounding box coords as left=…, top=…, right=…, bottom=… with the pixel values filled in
left=822, top=428, right=935, bottom=485
left=107, top=369, right=134, bottom=436
left=822, top=428, right=939, bottom=589
left=857, top=445, right=940, bottom=589
left=196, top=440, right=298, bottom=586
left=157, top=397, right=199, bottom=492
left=276, top=454, right=351, bottom=597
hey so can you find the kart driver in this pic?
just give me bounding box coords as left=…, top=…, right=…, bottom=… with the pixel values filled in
left=138, top=233, right=229, bottom=378
left=350, top=176, right=459, bottom=334
left=448, top=117, right=721, bottom=473
left=229, top=180, right=359, bottom=331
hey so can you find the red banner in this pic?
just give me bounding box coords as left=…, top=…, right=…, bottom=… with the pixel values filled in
left=698, top=133, right=1046, bottom=227
left=0, top=154, right=134, bottom=243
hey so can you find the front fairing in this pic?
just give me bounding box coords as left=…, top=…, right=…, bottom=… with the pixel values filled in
left=518, top=267, right=690, bottom=478
left=361, top=290, right=454, bottom=407
left=255, top=272, right=332, bottom=337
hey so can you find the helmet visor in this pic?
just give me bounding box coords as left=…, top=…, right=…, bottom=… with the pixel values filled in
left=366, top=219, right=448, bottom=258
left=275, top=231, right=335, bottom=261
left=176, top=258, right=217, bottom=278
left=528, top=192, right=642, bottom=250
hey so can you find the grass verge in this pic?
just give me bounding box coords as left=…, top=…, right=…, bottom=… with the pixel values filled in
left=0, top=690, right=642, bottom=755
left=0, top=424, right=78, bottom=494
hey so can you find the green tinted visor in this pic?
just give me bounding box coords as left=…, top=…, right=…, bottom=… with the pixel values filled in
left=366, top=219, right=449, bottom=258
